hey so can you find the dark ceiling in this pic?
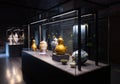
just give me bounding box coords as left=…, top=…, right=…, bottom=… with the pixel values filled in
left=0, top=0, right=67, bottom=26
left=0, top=0, right=120, bottom=26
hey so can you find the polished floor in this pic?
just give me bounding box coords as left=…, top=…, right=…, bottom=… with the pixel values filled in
left=0, top=55, right=120, bottom=84
left=0, top=56, right=26, bottom=84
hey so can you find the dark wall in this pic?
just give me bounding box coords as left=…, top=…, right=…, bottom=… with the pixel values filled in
left=110, top=14, right=120, bottom=64
left=98, top=18, right=109, bottom=64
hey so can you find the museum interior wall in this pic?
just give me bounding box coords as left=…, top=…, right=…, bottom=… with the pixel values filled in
left=109, top=13, right=120, bottom=64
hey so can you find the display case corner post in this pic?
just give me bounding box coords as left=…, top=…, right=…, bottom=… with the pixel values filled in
left=78, top=8, right=82, bottom=71
left=39, top=25, right=42, bottom=42
left=107, top=16, right=110, bottom=65
left=28, top=24, right=30, bottom=49
left=95, top=11, right=99, bottom=66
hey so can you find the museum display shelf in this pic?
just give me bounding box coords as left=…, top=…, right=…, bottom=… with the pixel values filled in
left=23, top=50, right=108, bottom=75
left=22, top=50, right=110, bottom=84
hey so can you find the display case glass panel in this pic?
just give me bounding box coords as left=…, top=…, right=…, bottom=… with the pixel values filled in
left=6, top=28, right=25, bottom=45
left=40, top=10, right=91, bottom=75
left=28, top=9, right=109, bottom=76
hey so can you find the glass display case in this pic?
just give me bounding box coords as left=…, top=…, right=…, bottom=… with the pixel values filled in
left=21, top=7, right=110, bottom=83
left=23, top=9, right=110, bottom=77
left=6, top=28, right=24, bottom=45
left=6, top=27, right=25, bottom=57
left=40, top=9, right=107, bottom=73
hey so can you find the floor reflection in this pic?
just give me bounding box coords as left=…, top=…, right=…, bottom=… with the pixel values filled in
left=0, top=57, right=26, bottom=84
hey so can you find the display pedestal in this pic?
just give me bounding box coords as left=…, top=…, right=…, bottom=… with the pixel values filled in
left=22, top=50, right=110, bottom=84
left=52, top=53, right=69, bottom=62
left=8, top=43, right=23, bottom=57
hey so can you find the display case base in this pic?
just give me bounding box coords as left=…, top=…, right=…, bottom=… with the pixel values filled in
left=52, top=53, right=69, bottom=62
